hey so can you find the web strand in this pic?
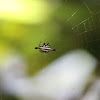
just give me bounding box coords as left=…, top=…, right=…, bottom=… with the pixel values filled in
left=65, top=0, right=100, bottom=52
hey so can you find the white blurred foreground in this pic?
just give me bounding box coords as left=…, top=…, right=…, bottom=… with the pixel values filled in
left=0, top=50, right=98, bottom=100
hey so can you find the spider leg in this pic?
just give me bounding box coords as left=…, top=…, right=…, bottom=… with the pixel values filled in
left=39, top=42, right=41, bottom=46
left=43, top=43, right=45, bottom=45
left=51, top=48, right=56, bottom=51
left=44, top=51, right=49, bottom=53
left=39, top=49, right=43, bottom=52
left=46, top=51, right=49, bottom=53
left=39, top=40, right=43, bottom=46
left=47, top=43, right=49, bottom=45
left=35, top=47, right=39, bottom=49
left=47, top=43, right=50, bottom=46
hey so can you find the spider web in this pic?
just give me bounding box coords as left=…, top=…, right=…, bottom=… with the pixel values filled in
left=65, top=0, right=100, bottom=58
left=30, top=0, right=100, bottom=74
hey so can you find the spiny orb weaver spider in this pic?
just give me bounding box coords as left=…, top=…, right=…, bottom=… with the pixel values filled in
left=35, top=42, right=56, bottom=53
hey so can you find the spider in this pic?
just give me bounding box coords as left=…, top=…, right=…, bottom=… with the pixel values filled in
left=35, top=42, right=56, bottom=53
